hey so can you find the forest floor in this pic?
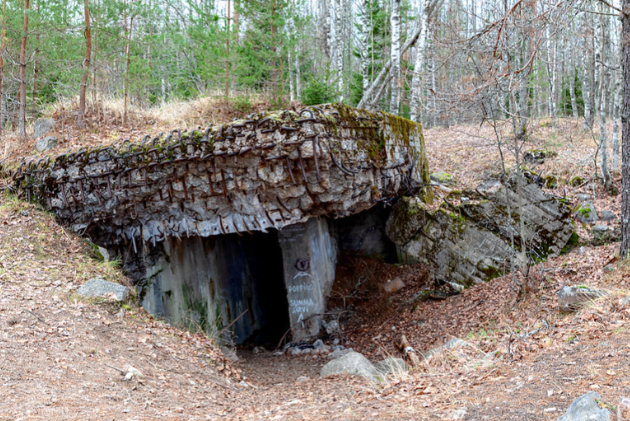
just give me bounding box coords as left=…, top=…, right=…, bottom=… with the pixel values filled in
left=2, top=115, right=630, bottom=420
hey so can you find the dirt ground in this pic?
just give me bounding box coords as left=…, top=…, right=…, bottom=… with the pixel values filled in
left=2, top=118, right=630, bottom=420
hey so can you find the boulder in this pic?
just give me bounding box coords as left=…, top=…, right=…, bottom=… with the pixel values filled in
left=576, top=194, right=592, bottom=203
left=592, top=225, right=609, bottom=233
left=382, top=277, right=405, bottom=293
left=575, top=202, right=598, bottom=224
left=33, top=118, right=55, bottom=139
left=320, top=351, right=378, bottom=380
left=600, top=210, right=615, bottom=222
left=558, top=286, right=608, bottom=313
left=557, top=392, right=610, bottom=421
left=374, top=357, right=408, bottom=376
left=387, top=177, right=575, bottom=288
left=77, top=277, right=129, bottom=301
left=327, top=347, right=352, bottom=360
left=430, top=172, right=455, bottom=185
left=35, top=136, right=58, bottom=153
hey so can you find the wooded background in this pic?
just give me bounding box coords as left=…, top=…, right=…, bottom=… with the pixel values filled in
left=0, top=0, right=621, bottom=154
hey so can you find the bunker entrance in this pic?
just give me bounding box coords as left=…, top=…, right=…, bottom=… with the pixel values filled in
left=141, top=230, right=290, bottom=346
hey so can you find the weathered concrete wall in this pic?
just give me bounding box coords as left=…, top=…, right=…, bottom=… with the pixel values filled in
left=278, top=218, right=337, bottom=339
left=142, top=232, right=289, bottom=344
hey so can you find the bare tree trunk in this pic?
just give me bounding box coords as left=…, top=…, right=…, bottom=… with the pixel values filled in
left=410, top=0, right=427, bottom=122
left=123, top=9, right=134, bottom=125
left=613, top=21, right=622, bottom=173
left=224, top=0, right=230, bottom=102
left=78, top=0, right=92, bottom=128
left=581, top=10, right=594, bottom=131
left=389, top=0, right=401, bottom=114
left=18, top=0, right=29, bottom=138
left=620, top=0, right=630, bottom=258
left=596, top=3, right=611, bottom=189
left=334, top=0, right=343, bottom=97
left=360, top=0, right=370, bottom=94
left=569, top=53, right=578, bottom=119
left=0, top=0, right=7, bottom=135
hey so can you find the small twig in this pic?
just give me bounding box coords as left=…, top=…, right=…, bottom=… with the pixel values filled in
left=216, top=309, right=248, bottom=337
left=25, top=309, right=47, bottom=325
left=103, top=363, right=126, bottom=375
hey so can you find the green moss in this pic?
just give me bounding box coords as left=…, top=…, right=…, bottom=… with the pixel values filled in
left=431, top=172, right=454, bottom=184
left=543, top=175, right=558, bottom=189
left=569, top=175, right=584, bottom=187
left=478, top=265, right=502, bottom=280
left=560, top=232, right=579, bottom=255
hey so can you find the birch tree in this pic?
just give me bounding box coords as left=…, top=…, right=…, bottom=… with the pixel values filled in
left=389, top=0, right=401, bottom=114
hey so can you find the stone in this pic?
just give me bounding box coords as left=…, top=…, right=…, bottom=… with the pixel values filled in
left=382, top=277, right=405, bottom=293
left=592, top=225, right=609, bottom=233
left=221, top=346, right=239, bottom=362
left=603, top=264, right=615, bottom=274
left=576, top=194, right=592, bottom=203
left=97, top=246, right=110, bottom=262
left=33, top=118, right=55, bottom=139
left=326, top=320, right=340, bottom=335
left=290, top=347, right=301, bottom=356
left=124, top=366, right=143, bottom=381
left=328, top=347, right=352, bottom=359
left=296, top=376, right=309, bottom=382
left=600, top=210, right=615, bottom=222
left=313, top=339, right=324, bottom=350
left=387, top=177, right=574, bottom=288
left=35, top=136, right=58, bottom=153
left=76, top=278, right=129, bottom=301
left=450, top=408, right=467, bottom=420
left=423, top=338, right=470, bottom=360
left=374, top=357, right=408, bottom=376
left=430, top=172, right=455, bottom=185
left=575, top=202, right=598, bottom=224
left=557, top=392, right=610, bottom=421
left=320, top=351, right=378, bottom=380
left=558, top=286, right=608, bottom=313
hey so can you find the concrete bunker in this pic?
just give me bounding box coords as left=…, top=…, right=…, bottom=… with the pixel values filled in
left=13, top=103, right=432, bottom=343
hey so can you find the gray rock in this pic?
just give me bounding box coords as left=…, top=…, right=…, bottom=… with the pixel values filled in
left=97, top=246, right=110, bottom=262
left=221, top=346, right=239, bottom=362
left=603, top=264, right=616, bottom=273
left=76, top=278, right=129, bottom=301
left=290, top=347, right=301, bottom=356
left=35, top=136, right=58, bottom=153
left=325, top=320, right=340, bottom=335
left=327, top=347, right=353, bottom=360
left=423, top=338, right=470, bottom=360
left=430, top=172, right=455, bottom=185
left=592, top=225, right=609, bottom=233
left=557, top=392, right=610, bottom=421
left=33, top=118, right=55, bottom=139
left=576, top=194, right=592, bottom=203
left=600, top=210, right=615, bottom=222
left=320, top=351, right=378, bottom=380
left=558, top=286, right=608, bottom=313
left=575, top=202, right=598, bottom=224
left=313, top=339, right=324, bottom=350
left=387, top=177, right=574, bottom=288
left=374, top=357, right=408, bottom=376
